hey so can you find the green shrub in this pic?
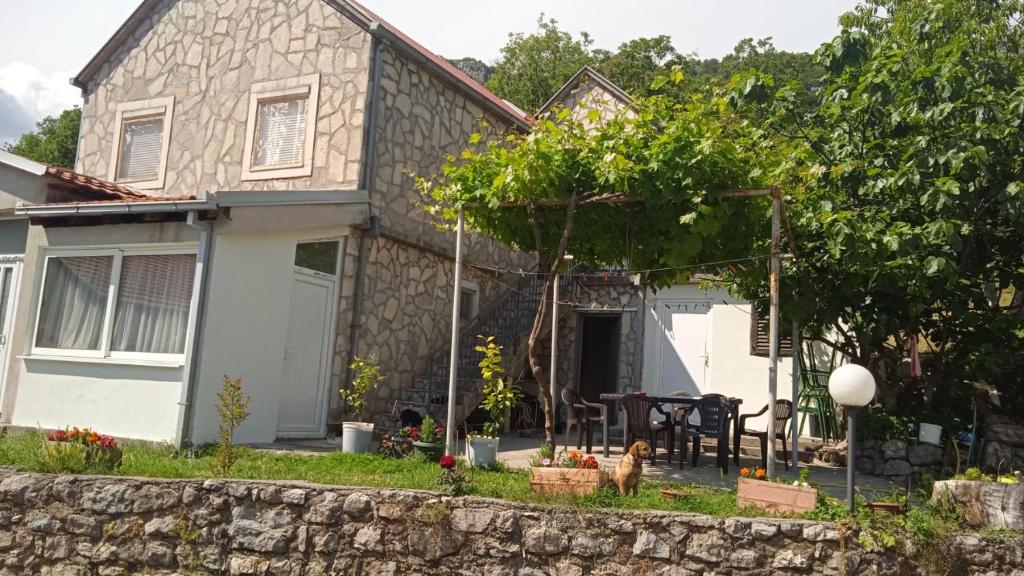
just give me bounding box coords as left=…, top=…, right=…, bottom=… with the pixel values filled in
left=214, top=375, right=251, bottom=475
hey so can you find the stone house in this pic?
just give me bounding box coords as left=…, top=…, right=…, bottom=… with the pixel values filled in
left=0, top=0, right=534, bottom=445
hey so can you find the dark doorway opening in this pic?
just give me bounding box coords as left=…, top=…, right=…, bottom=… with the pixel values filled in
left=577, top=314, right=622, bottom=424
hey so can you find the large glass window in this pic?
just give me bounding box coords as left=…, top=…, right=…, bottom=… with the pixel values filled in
left=34, top=250, right=196, bottom=358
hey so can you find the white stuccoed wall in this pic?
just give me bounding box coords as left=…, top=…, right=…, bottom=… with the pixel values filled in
left=642, top=283, right=797, bottom=432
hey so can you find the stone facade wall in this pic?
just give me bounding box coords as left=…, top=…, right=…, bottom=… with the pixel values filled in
left=856, top=439, right=944, bottom=484
left=75, top=0, right=370, bottom=194
left=1, top=471, right=1021, bottom=576
left=550, top=78, right=632, bottom=130
left=553, top=280, right=644, bottom=397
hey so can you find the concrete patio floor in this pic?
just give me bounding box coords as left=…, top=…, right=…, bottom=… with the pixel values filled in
left=261, top=431, right=902, bottom=500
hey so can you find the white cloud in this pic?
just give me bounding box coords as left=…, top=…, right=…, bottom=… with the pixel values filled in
left=0, top=62, right=81, bottom=122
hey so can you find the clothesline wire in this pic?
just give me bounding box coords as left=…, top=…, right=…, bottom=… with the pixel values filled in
left=469, top=255, right=774, bottom=308
left=467, top=254, right=771, bottom=278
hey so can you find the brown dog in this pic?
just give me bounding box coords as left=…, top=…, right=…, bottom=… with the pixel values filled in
left=610, top=441, right=651, bottom=496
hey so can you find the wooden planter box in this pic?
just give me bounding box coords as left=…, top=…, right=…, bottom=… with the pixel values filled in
left=529, top=467, right=608, bottom=496
left=932, top=480, right=1024, bottom=529
left=736, top=477, right=818, bottom=514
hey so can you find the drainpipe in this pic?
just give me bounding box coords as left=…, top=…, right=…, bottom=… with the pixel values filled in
left=343, top=33, right=385, bottom=390
left=175, top=210, right=214, bottom=449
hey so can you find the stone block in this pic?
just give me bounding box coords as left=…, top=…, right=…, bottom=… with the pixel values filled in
left=633, top=530, right=671, bottom=559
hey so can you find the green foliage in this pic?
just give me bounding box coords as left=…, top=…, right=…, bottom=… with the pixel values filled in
left=6, top=107, right=81, bottom=168
left=214, top=375, right=251, bottom=475
left=38, top=440, right=88, bottom=474
left=341, top=356, right=386, bottom=421
left=487, top=15, right=597, bottom=111
left=594, top=35, right=683, bottom=97
left=475, top=336, right=520, bottom=437
left=728, top=0, right=1024, bottom=407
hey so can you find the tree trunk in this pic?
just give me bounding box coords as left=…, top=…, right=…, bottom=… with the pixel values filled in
left=526, top=194, right=580, bottom=450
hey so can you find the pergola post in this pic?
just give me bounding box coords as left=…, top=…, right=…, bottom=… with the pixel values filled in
left=766, top=190, right=782, bottom=477
left=791, top=320, right=801, bottom=468
left=444, top=207, right=465, bottom=456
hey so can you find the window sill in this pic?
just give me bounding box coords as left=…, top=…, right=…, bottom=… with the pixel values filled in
left=18, top=354, right=185, bottom=368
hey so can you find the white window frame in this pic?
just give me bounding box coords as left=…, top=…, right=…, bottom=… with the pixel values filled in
left=241, top=74, right=320, bottom=181
left=30, top=244, right=198, bottom=364
left=107, top=96, right=175, bottom=190
left=460, top=280, right=480, bottom=322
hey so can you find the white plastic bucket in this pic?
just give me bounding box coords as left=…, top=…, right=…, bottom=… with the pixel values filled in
left=466, top=436, right=500, bottom=468
left=341, top=422, right=374, bottom=453
left=918, top=422, right=942, bottom=446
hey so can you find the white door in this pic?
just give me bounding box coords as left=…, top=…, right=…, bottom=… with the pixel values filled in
left=657, top=301, right=710, bottom=397
left=0, top=261, right=21, bottom=404
left=277, top=269, right=336, bottom=437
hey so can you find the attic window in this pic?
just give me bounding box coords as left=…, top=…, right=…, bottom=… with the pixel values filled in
left=109, top=97, right=174, bottom=189
left=242, top=74, right=320, bottom=181
left=749, top=306, right=794, bottom=358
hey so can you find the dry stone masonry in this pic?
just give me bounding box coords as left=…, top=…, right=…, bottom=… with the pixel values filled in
left=1, top=470, right=1021, bottom=575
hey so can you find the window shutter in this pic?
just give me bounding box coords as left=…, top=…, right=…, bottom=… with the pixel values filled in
left=254, top=97, right=307, bottom=167
left=750, top=307, right=793, bottom=357
left=118, top=118, right=164, bottom=181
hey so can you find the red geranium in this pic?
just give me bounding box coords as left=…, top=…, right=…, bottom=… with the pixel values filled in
left=439, top=455, right=457, bottom=469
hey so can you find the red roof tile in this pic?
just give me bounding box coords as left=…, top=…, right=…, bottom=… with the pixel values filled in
left=43, top=166, right=196, bottom=205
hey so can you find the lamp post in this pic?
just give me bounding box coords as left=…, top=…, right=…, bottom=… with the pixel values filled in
left=828, top=364, right=877, bottom=513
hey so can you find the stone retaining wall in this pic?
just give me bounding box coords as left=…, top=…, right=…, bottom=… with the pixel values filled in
left=0, top=470, right=1021, bottom=575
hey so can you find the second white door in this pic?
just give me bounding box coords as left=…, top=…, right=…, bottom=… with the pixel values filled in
left=657, top=301, right=710, bottom=396
left=277, top=269, right=335, bottom=438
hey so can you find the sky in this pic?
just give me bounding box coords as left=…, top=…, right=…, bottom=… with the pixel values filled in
left=0, top=0, right=859, bottom=145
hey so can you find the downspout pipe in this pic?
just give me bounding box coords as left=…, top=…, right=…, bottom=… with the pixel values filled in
left=343, top=33, right=385, bottom=390
left=175, top=210, right=214, bottom=449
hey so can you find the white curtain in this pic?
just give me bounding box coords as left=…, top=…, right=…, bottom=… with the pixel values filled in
left=119, top=118, right=164, bottom=180
left=111, top=254, right=196, bottom=354
left=36, top=256, right=113, bottom=350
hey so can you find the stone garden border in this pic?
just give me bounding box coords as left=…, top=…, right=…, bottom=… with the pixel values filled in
left=0, top=470, right=1021, bottom=575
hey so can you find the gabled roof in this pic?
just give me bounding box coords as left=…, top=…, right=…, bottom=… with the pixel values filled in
left=71, top=0, right=532, bottom=130
left=538, top=65, right=634, bottom=116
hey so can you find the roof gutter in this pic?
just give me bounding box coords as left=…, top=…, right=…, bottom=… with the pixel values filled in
left=15, top=189, right=371, bottom=218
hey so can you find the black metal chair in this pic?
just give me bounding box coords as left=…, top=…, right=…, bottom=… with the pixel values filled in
left=620, top=393, right=674, bottom=465
left=735, top=400, right=793, bottom=470
left=681, top=395, right=731, bottom=473
left=561, top=387, right=609, bottom=457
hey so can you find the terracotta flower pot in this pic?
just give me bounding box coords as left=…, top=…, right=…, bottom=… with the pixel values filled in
left=736, top=477, right=818, bottom=514
left=529, top=467, right=608, bottom=496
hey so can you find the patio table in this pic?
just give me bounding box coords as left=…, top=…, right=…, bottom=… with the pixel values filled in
left=598, top=393, right=743, bottom=458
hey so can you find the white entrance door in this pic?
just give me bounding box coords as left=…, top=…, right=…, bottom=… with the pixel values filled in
left=277, top=269, right=336, bottom=437
left=656, top=301, right=710, bottom=397
left=0, top=261, right=21, bottom=404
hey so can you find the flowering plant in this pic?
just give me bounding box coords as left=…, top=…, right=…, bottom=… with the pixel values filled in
left=398, top=426, right=421, bottom=441
left=47, top=427, right=118, bottom=449
left=739, top=467, right=768, bottom=480
left=437, top=455, right=469, bottom=495
left=530, top=448, right=599, bottom=470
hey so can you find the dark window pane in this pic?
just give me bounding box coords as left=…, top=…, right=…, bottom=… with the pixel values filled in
left=295, top=241, right=339, bottom=275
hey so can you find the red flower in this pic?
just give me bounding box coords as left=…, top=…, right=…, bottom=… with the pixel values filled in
left=439, top=455, right=456, bottom=469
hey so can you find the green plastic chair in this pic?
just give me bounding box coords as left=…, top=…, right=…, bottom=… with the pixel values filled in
left=797, top=340, right=842, bottom=443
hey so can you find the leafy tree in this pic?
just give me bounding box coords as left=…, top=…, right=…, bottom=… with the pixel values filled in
left=6, top=107, right=81, bottom=169
left=420, top=92, right=769, bottom=448
left=691, top=38, right=823, bottom=93
left=595, top=35, right=682, bottom=97
left=487, top=15, right=597, bottom=112
left=729, top=0, right=1024, bottom=409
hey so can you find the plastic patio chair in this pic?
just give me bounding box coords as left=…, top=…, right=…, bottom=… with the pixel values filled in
left=798, top=341, right=840, bottom=443
left=561, top=387, right=609, bottom=457
left=735, top=400, right=793, bottom=470
left=680, top=395, right=731, bottom=473
left=620, top=393, right=674, bottom=465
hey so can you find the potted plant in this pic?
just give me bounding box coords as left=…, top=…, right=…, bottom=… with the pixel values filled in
left=466, top=336, right=520, bottom=468
left=867, top=490, right=909, bottom=515
left=411, top=415, right=446, bottom=461
left=736, top=466, right=818, bottom=514
left=339, top=356, right=386, bottom=454
left=932, top=467, right=1024, bottom=529
left=528, top=447, right=607, bottom=496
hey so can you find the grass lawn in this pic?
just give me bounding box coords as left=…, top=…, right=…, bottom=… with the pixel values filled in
left=0, top=429, right=756, bottom=516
